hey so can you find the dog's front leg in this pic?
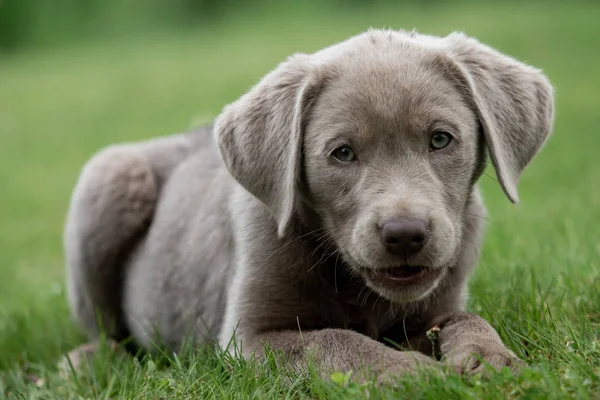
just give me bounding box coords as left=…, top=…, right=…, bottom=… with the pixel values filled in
left=431, top=312, right=523, bottom=375
left=242, top=328, right=440, bottom=383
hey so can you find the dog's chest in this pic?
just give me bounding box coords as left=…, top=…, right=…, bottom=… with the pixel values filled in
left=317, top=265, right=401, bottom=340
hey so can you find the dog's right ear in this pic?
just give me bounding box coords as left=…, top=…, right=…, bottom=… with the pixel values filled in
left=214, top=54, right=325, bottom=238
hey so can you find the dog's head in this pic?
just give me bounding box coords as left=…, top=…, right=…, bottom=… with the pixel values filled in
left=215, top=30, right=554, bottom=303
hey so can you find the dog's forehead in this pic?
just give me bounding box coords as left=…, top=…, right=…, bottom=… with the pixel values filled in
left=310, top=34, right=472, bottom=138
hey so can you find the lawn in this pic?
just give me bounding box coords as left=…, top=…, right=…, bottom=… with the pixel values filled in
left=1, top=1, right=599, bottom=398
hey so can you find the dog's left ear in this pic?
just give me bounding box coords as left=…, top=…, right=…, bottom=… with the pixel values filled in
left=443, top=32, right=555, bottom=203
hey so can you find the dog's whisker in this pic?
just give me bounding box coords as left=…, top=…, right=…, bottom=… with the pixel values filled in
left=464, top=211, right=494, bottom=223
left=304, top=226, right=346, bottom=273
left=333, top=251, right=341, bottom=294
left=270, top=228, right=327, bottom=255
left=258, top=228, right=328, bottom=265
left=306, top=241, right=338, bottom=273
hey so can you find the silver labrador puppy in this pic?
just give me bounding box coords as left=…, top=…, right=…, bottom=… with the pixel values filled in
left=64, top=29, right=554, bottom=379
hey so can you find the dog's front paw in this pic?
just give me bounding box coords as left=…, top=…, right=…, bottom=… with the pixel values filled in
left=430, top=313, right=525, bottom=376
left=443, top=343, right=523, bottom=375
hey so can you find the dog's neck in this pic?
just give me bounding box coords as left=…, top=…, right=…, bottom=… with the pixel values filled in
left=292, top=216, right=404, bottom=338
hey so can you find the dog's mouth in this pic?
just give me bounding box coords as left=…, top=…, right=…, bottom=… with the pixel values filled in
left=366, top=265, right=439, bottom=288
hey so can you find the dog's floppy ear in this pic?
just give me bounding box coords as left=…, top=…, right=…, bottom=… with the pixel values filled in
left=443, top=32, right=555, bottom=203
left=214, top=54, right=323, bottom=237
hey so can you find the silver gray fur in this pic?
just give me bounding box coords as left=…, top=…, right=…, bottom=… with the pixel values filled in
left=64, top=29, right=554, bottom=380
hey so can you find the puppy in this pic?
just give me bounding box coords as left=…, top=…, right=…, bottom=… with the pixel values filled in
left=63, top=29, right=554, bottom=380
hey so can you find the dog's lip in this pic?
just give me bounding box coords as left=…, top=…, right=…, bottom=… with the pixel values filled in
left=366, top=266, right=439, bottom=287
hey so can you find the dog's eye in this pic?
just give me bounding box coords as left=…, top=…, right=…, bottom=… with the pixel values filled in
left=332, top=145, right=356, bottom=162
left=430, top=132, right=453, bottom=150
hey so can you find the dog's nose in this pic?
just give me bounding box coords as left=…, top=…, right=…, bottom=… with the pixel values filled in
left=379, top=218, right=427, bottom=257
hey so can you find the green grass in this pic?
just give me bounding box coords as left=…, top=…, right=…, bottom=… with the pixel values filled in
left=1, top=1, right=599, bottom=398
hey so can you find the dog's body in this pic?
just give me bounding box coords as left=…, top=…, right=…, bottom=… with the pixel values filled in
left=64, top=30, right=554, bottom=379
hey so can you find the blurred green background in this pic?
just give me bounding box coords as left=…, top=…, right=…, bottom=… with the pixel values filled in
left=0, top=0, right=459, bottom=51
left=1, top=0, right=599, bottom=397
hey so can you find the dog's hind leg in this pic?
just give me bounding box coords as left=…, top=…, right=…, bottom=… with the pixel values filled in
left=64, top=144, right=158, bottom=341
left=64, top=132, right=205, bottom=341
